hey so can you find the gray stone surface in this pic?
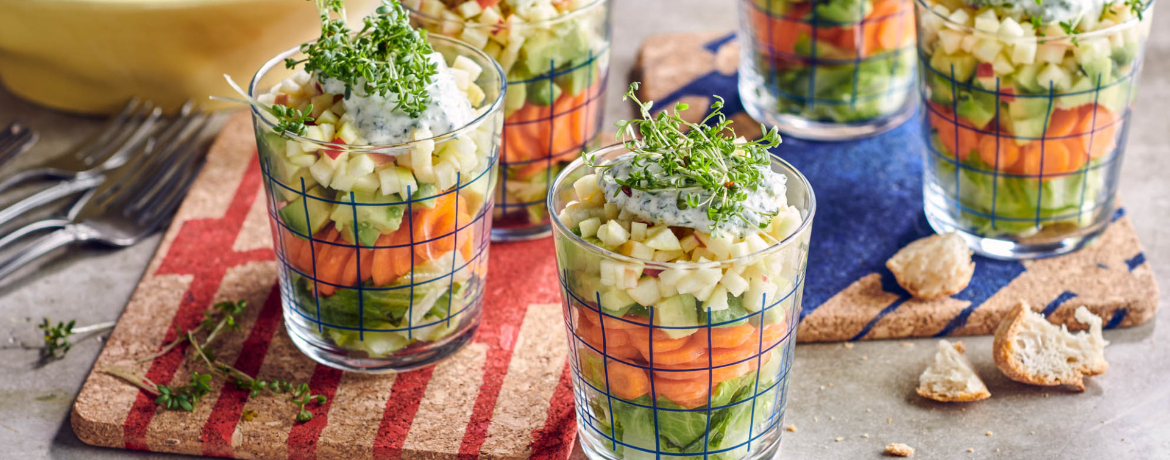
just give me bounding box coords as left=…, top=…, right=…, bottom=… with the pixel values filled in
left=0, top=0, right=1167, bottom=458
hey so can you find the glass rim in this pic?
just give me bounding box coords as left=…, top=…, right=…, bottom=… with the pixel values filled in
left=915, top=0, right=1155, bottom=42
left=248, top=34, right=506, bottom=151
left=548, top=143, right=817, bottom=269
left=408, top=0, right=609, bottom=29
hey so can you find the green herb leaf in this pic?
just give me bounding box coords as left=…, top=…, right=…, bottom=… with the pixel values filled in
left=291, top=0, right=437, bottom=118
left=596, top=82, right=783, bottom=232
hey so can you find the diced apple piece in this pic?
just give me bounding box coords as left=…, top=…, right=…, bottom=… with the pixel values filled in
left=603, top=203, right=619, bottom=220
left=999, top=17, right=1024, bottom=37
left=704, top=233, right=733, bottom=259
left=973, top=9, right=999, bottom=33
left=286, top=139, right=308, bottom=159
left=743, top=278, right=779, bottom=312
left=657, top=276, right=679, bottom=298
left=331, top=153, right=376, bottom=191
left=599, top=259, right=620, bottom=287
left=337, top=122, right=360, bottom=145
left=410, top=128, right=436, bottom=183
left=679, top=234, right=700, bottom=253
left=630, top=222, right=648, bottom=242
left=1036, top=63, right=1071, bottom=92
left=597, top=220, right=630, bottom=247
left=691, top=247, right=717, bottom=262
left=420, top=0, right=445, bottom=16
left=466, top=82, right=486, bottom=107
left=704, top=285, right=730, bottom=311
left=1011, top=40, right=1037, bottom=65
left=947, top=9, right=970, bottom=28
left=299, top=125, right=326, bottom=152
left=744, top=233, right=769, bottom=253
left=316, top=109, right=340, bottom=126
left=452, top=55, right=484, bottom=82
left=938, top=29, right=964, bottom=54
left=579, top=217, right=602, bottom=238
left=626, top=277, right=660, bottom=307
left=378, top=166, right=416, bottom=198
left=1035, top=43, right=1066, bottom=64
left=457, top=0, right=483, bottom=18
left=459, top=27, right=490, bottom=49
left=600, top=288, right=634, bottom=312
left=449, top=68, right=471, bottom=92
left=478, top=6, right=502, bottom=26
left=971, top=38, right=1003, bottom=63
left=440, top=10, right=464, bottom=36
left=720, top=270, right=750, bottom=297
left=643, top=226, right=683, bottom=251
left=351, top=173, right=380, bottom=193
left=676, top=267, right=722, bottom=300
left=288, top=153, right=316, bottom=168
left=572, top=174, right=605, bottom=206
left=433, top=161, right=458, bottom=190
left=620, top=241, right=654, bottom=260
left=992, top=53, right=1014, bottom=74
left=652, top=250, right=684, bottom=262
left=497, top=37, right=525, bottom=73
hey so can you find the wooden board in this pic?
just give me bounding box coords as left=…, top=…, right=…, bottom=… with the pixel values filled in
left=634, top=31, right=1159, bottom=342
left=71, top=110, right=576, bottom=460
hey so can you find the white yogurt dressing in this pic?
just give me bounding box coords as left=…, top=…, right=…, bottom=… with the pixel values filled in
left=964, top=0, right=1109, bottom=24
left=599, top=153, right=788, bottom=237
left=319, top=52, right=475, bottom=146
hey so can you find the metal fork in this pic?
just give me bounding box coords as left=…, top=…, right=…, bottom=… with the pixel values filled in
left=0, top=125, right=206, bottom=281
left=0, top=122, right=39, bottom=169
left=0, top=98, right=162, bottom=195
left=0, top=103, right=201, bottom=230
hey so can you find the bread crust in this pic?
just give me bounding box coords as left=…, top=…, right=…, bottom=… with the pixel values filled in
left=916, top=340, right=991, bottom=402
left=886, top=233, right=975, bottom=300
left=993, top=301, right=1107, bottom=391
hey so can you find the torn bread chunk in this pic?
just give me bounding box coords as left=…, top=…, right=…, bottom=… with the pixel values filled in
left=917, top=339, right=991, bottom=402
left=886, top=233, right=974, bottom=300
left=885, top=442, right=914, bottom=457
left=993, top=302, right=1108, bottom=391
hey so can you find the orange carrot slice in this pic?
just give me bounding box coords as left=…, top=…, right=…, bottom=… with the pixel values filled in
left=977, top=135, right=1021, bottom=171
left=643, top=333, right=707, bottom=365
left=1074, top=105, right=1118, bottom=159
left=652, top=376, right=711, bottom=408
left=1021, top=141, right=1072, bottom=176
left=605, top=359, right=651, bottom=400
left=1047, top=108, right=1079, bottom=138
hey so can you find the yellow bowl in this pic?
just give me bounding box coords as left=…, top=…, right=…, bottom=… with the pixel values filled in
left=0, top=0, right=377, bottom=115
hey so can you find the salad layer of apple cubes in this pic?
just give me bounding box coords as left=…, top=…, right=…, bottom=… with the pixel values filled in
left=256, top=53, right=496, bottom=356
left=557, top=166, right=805, bottom=458
left=917, top=0, right=1149, bottom=237
left=409, top=0, right=608, bottom=228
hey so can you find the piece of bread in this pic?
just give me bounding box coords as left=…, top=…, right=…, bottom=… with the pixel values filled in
left=886, top=233, right=974, bottom=300
left=885, top=442, right=914, bottom=457
left=916, top=339, right=991, bottom=402
left=993, top=302, right=1109, bottom=391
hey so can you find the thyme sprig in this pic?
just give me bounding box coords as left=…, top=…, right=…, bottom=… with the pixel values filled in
left=103, top=300, right=327, bottom=422
left=288, top=0, right=437, bottom=118
left=595, top=82, right=782, bottom=232
left=38, top=318, right=115, bottom=361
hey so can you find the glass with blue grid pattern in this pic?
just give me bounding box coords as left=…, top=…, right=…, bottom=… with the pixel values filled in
left=248, top=35, right=505, bottom=372
left=409, top=0, right=612, bottom=241
left=549, top=144, right=815, bottom=460
left=737, top=0, right=918, bottom=140
left=915, top=0, right=1154, bottom=259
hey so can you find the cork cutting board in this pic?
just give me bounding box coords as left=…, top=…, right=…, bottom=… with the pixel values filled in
left=633, top=31, right=1158, bottom=341
left=71, top=111, right=576, bottom=460
left=71, top=32, right=1159, bottom=460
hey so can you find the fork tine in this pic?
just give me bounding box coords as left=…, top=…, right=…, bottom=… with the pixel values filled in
left=88, top=103, right=163, bottom=169
left=126, top=114, right=210, bottom=211
left=128, top=139, right=201, bottom=213
left=135, top=154, right=201, bottom=226
left=71, top=97, right=142, bottom=162
left=0, top=124, right=38, bottom=166
left=115, top=103, right=202, bottom=192
left=89, top=137, right=157, bottom=207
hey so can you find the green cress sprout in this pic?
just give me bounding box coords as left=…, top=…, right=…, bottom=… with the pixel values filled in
left=103, top=300, right=327, bottom=422
left=596, top=82, right=783, bottom=232
left=287, top=0, right=438, bottom=118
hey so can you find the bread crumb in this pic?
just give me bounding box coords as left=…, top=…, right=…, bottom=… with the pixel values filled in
left=968, top=448, right=974, bottom=453
left=830, top=416, right=836, bottom=421
left=887, top=418, right=893, bottom=424
left=863, top=355, right=869, bottom=361
left=834, top=437, right=844, bottom=442
left=886, top=232, right=975, bottom=299
left=866, top=408, right=872, bottom=413
left=814, top=416, right=819, bottom=422
left=844, top=342, right=854, bottom=349
left=829, top=382, right=834, bottom=387
left=862, top=433, right=870, bottom=438
left=901, top=342, right=914, bottom=347
left=1030, top=431, right=1035, bottom=435
left=820, top=385, right=826, bottom=391
left=916, top=339, right=991, bottom=402
left=885, top=443, right=914, bottom=457
left=785, top=425, right=797, bottom=432
left=986, top=431, right=993, bottom=436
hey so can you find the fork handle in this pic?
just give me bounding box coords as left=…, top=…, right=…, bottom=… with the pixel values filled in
left=0, top=218, right=69, bottom=253
left=0, top=175, right=103, bottom=227
left=0, top=226, right=81, bottom=282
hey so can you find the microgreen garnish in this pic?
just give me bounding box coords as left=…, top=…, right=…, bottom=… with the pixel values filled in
left=595, top=82, right=782, bottom=233
left=39, top=319, right=75, bottom=359
left=1123, top=0, right=1146, bottom=20
left=1030, top=16, right=1045, bottom=36
left=270, top=104, right=315, bottom=138
left=288, top=0, right=437, bottom=118
left=103, top=300, right=326, bottom=423
left=1059, top=20, right=1080, bottom=46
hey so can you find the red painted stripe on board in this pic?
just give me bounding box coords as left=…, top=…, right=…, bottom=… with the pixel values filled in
left=200, top=285, right=284, bottom=457
left=458, top=240, right=561, bottom=459
left=372, top=367, right=437, bottom=460
left=528, top=361, right=577, bottom=460
left=123, top=158, right=273, bottom=450
left=287, top=365, right=345, bottom=460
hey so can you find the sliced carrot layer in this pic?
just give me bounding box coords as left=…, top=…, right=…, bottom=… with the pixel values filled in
left=502, top=82, right=603, bottom=164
